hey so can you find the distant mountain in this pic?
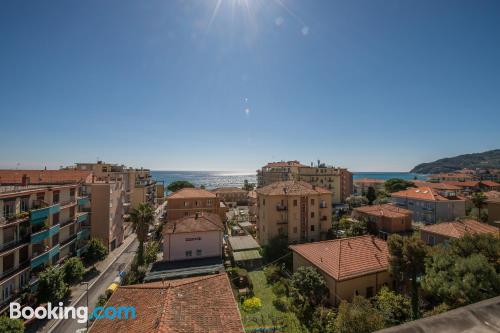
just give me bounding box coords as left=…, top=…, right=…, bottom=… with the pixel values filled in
left=410, top=149, right=500, bottom=174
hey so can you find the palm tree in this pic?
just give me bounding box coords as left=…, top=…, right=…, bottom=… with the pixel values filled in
left=130, top=203, right=155, bottom=265
left=471, top=192, right=487, bottom=221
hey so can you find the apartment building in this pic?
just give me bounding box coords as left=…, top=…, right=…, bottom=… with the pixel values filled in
left=428, top=173, right=477, bottom=182
left=290, top=236, right=392, bottom=305
left=257, top=161, right=352, bottom=204
left=420, top=219, right=498, bottom=246
left=165, top=188, right=224, bottom=222
left=256, top=181, right=333, bottom=246
left=0, top=179, right=90, bottom=308
left=211, top=187, right=248, bottom=207
left=485, top=191, right=500, bottom=224
left=391, top=187, right=466, bottom=224
left=353, top=178, right=385, bottom=196
left=352, top=204, right=412, bottom=235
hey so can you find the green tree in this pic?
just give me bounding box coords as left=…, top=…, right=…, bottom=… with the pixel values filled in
left=471, top=192, right=488, bottom=221
left=242, top=179, right=255, bottom=191
left=385, top=178, right=416, bottom=193
left=83, top=238, right=108, bottom=267
left=167, top=180, right=194, bottom=193
left=345, top=195, right=368, bottom=209
left=447, top=233, right=500, bottom=272
left=422, top=252, right=500, bottom=307
left=62, top=257, right=85, bottom=284
left=337, top=217, right=368, bottom=237
left=144, top=241, right=161, bottom=264
left=130, top=203, right=155, bottom=265
left=290, top=266, right=328, bottom=322
left=331, top=296, right=385, bottom=333
left=37, top=266, right=68, bottom=303
left=366, top=186, right=377, bottom=205
left=310, top=306, right=336, bottom=333
left=387, top=234, right=428, bottom=319
left=373, top=286, right=411, bottom=326
left=0, top=316, right=24, bottom=333
left=261, top=234, right=291, bottom=267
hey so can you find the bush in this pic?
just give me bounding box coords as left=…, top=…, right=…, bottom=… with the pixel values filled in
left=264, top=264, right=282, bottom=284
left=96, top=294, right=108, bottom=308
left=273, top=297, right=290, bottom=312
left=144, top=241, right=160, bottom=264
left=63, top=257, right=85, bottom=284
left=272, top=281, right=287, bottom=297
left=0, top=316, right=24, bottom=333
left=37, top=266, right=69, bottom=303
left=83, top=238, right=108, bottom=266
left=242, top=297, right=262, bottom=313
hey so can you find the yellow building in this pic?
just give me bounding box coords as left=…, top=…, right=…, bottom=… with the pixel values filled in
left=256, top=181, right=333, bottom=246
left=257, top=161, right=352, bottom=204
left=290, top=235, right=393, bottom=305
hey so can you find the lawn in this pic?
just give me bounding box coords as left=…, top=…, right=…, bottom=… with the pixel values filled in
left=239, top=270, right=307, bottom=333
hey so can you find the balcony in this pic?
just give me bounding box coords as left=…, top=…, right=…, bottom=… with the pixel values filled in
left=319, top=203, right=327, bottom=209
left=276, top=204, right=288, bottom=211
left=76, top=212, right=88, bottom=224
left=76, top=244, right=89, bottom=257
left=30, top=244, right=60, bottom=269
left=277, top=219, right=288, bottom=225
left=30, top=203, right=60, bottom=225
left=31, top=224, right=59, bottom=244
left=60, top=234, right=77, bottom=248
left=0, top=212, right=30, bottom=226
left=77, top=228, right=90, bottom=241
left=59, top=198, right=77, bottom=209
left=0, top=260, right=30, bottom=280
left=77, top=197, right=90, bottom=206
left=0, top=236, right=29, bottom=253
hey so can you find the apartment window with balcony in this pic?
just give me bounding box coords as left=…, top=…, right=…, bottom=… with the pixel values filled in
left=2, top=253, right=14, bottom=273
left=53, top=212, right=60, bottom=225
left=3, top=226, right=16, bottom=244
left=19, top=246, right=29, bottom=262
left=20, top=196, right=30, bottom=212
left=53, top=191, right=60, bottom=204
left=2, top=200, right=15, bottom=218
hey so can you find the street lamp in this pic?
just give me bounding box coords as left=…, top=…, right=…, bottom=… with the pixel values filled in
left=80, top=282, right=89, bottom=331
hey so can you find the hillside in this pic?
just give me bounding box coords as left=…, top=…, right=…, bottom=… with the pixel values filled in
left=410, top=149, right=500, bottom=174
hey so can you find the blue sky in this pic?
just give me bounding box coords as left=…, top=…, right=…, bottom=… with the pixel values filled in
left=1, top=0, right=499, bottom=172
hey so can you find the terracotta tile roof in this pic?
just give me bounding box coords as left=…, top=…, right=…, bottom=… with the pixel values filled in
left=391, top=187, right=463, bottom=202
left=353, top=204, right=412, bottom=218
left=89, top=273, right=244, bottom=333
left=412, top=181, right=462, bottom=190
left=485, top=191, right=500, bottom=203
left=211, top=187, right=247, bottom=194
left=0, top=170, right=92, bottom=185
left=430, top=173, right=477, bottom=179
left=290, top=235, right=389, bottom=281
left=164, top=213, right=223, bottom=234
left=264, top=160, right=305, bottom=168
left=420, top=219, right=498, bottom=239
left=353, top=178, right=385, bottom=184
left=256, top=180, right=331, bottom=196
left=167, top=188, right=217, bottom=199
left=442, top=181, right=480, bottom=188
left=481, top=181, right=500, bottom=187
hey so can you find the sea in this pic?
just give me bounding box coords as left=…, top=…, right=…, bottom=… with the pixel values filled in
left=151, top=171, right=427, bottom=190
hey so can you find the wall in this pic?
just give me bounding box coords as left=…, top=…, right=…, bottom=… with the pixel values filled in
left=163, top=230, right=222, bottom=261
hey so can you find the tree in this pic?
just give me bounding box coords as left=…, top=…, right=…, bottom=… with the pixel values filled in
left=366, top=186, right=377, bottom=205
left=385, top=178, right=416, bottom=193
left=331, top=296, right=385, bottom=333
left=62, top=257, right=85, bottom=284
left=167, top=180, right=194, bottom=193
left=242, top=179, right=255, bottom=191
left=422, top=252, right=500, bottom=307
left=144, top=241, right=161, bottom=264
left=337, top=217, right=368, bottom=237
left=471, top=192, right=487, bottom=221
left=346, top=195, right=368, bottom=209
left=289, top=267, right=328, bottom=325
left=130, top=203, right=155, bottom=265
left=373, top=286, right=411, bottom=326
left=0, top=316, right=24, bottom=333
left=447, top=233, right=500, bottom=272
left=261, top=234, right=291, bottom=267
left=83, top=238, right=108, bottom=267
left=387, top=234, right=428, bottom=319
left=37, top=266, right=68, bottom=303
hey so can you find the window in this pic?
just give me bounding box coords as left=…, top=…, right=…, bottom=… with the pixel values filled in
left=262, top=199, right=266, bottom=206
left=184, top=201, right=188, bottom=207
left=20, top=197, right=29, bottom=212
left=311, top=212, right=315, bottom=218
left=2, top=200, right=15, bottom=218
left=195, top=201, right=199, bottom=206
left=310, top=225, right=315, bottom=232
left=53, top=191, right=60, bottom=204
left=185, top=250, right=192, bottom=257
left=207, top=200, right=212, bottom=205
left=366, top=287, right=374, bottom=298
left=293, top=200, right=297, bottom=206
left=311, top=199, right=315, bottom=205
left=196, top=249, right=202, bottom=256
left=293, top=227, right=297, bottom=233
left=53, top=212, right=60, bottom=225
left=184, top=212, right=189, bottom=216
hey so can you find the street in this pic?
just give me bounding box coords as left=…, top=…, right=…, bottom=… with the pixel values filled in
left=52, top=238, right=138, bottom=333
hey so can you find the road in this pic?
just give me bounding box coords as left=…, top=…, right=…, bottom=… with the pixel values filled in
left=52, top=238, right=138, bottom=333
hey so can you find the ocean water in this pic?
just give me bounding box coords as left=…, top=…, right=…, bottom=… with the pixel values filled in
left=152, top=171, right=426, bottom=190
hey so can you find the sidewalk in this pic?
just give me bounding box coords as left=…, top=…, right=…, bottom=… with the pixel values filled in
left=36, top=234, right=137, bottom=333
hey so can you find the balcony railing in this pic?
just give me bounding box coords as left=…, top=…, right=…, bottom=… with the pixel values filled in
left=277, top=219, right=288, bottom=224
left=0, top=260, right=30, bottom=280
left=77, top=197, right=90, bottom=206
left=60, top=234, right=77, bottom=248
left=76, top=212, right=88, bottom=224
left=31, top=224, right=59, bottom=244
left=276, top=204, right=288, bottom=211
left=319, top=203, right=327, bottom=208
left=30, top=203, right=60, bottom=225
left=0, top=236, right=30, bottom=253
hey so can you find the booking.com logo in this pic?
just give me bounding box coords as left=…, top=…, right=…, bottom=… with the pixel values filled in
left=9, top=302, right=136, bottom=323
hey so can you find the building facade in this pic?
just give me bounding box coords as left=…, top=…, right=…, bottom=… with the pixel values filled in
left=420, top=219, right=498, bottom=245
left=391, top=187, right=466, bottom=224
left=256, top=181, right=333, bottom=246
left=257, top=161, right=352, bottom=204
left=211, top=187, right=248, bottom=207
left=0, top=183, right=90, bottom=308
left=162, top=213, right=224, bottom=261
left=352, top=204, right=412, bottom=235
left=165, top=188, right=223, bottom=222
left=353, top=178, right=386, bottom=196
